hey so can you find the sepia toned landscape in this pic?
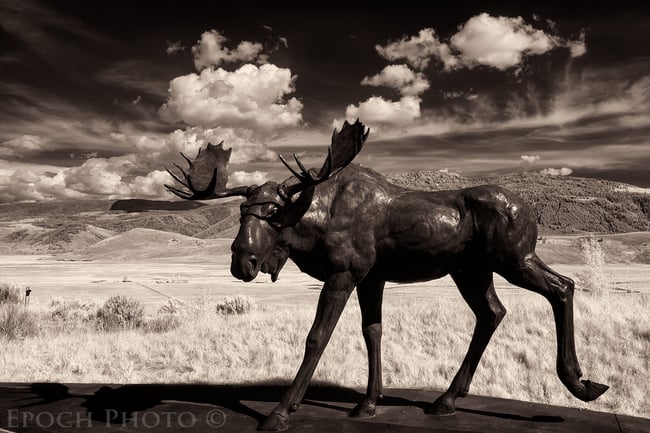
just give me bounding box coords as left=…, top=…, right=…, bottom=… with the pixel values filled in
left=2, top=3, right=650, bottom=430
left=1, top=171, right=648, bottom=418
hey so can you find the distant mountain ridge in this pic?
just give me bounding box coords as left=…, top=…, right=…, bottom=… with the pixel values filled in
left=387, top=171, right=650, bottom=234
left=0, top=171, right=648, bottom=256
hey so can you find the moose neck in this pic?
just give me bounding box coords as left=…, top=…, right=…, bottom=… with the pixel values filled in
left=277, top=176, right=340, bottom=281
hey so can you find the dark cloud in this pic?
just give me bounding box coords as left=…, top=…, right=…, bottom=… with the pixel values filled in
left=95, top=60, right=170, bottom=98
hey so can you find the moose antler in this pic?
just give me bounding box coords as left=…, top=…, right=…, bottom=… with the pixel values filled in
left=165, top=142, right=249, bottom=200
left=279, top=119, right=369, bottom=199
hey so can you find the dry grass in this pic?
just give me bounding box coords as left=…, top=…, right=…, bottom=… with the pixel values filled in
left=0, top=291, right=647, bottom=419
left=0, top=303, right=38, bottom=340
left=0, top=281, right=22, bottom=305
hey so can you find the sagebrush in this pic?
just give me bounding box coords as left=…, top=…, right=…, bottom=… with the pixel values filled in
left=51, top=298, right=98, bottom=323
left=95, top=295, right=144, bottom=331
left=215, top=295, right=253, bottom=315
left=577, top=235, right=608, bottom=295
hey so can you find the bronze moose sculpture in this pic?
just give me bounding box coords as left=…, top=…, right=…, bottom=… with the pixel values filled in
left=166, top=120, right=608, bottom=431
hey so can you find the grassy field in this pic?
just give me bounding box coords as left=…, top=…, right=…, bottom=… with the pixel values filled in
left=1, top=278, right=648, bottom=419
left=0, top=232, right=648, bottom=419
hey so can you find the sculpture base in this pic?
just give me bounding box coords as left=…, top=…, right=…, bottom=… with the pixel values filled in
left=0, top=383, right=646, bottom=432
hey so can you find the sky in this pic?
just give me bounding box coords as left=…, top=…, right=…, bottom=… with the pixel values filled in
left=1, top=1, right=649, bottom=203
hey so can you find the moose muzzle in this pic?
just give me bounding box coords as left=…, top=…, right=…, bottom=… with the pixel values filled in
left=231, top=251, right=260, bottom=282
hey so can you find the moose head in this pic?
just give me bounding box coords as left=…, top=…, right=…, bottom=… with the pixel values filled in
left=165, top=120, right=369, bottom=283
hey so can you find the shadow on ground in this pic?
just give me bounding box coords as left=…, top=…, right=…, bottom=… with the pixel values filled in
left=1, top=382, right=647, bottom=432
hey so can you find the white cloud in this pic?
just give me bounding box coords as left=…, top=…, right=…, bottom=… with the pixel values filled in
left=166, top=40, right=185, bottom=55
left=344, top=95, right=421, bottom=127
left=374, top=14, right=585, bottom=74
left=566, top=30, right=586, bottom=58
left=0, top=169, right=45, bottom=202
left=450, top=13, right=555, bottom=71
left=540, top=167, right=573, bottom=176
left=361, top=64, right=430, bottom=96
left=0, top=134, right=48, bottom=156
left=165, top=127, right=277, bottom=164
left=1, top=155, right=177, bottom=203
left=375, top=28, right=458, bottom=70
left=52, top=157, right=134, bottom=196
left=521, top=154, right=540, bottom=163
left=109, top=127, right=277, bottom=172
left=159, top=63, right=303, bottom=131
left=129, top=170, right=172, bottom=198
left=229, top=170, right=268, bottom=187
left=192, top=30, right=266, bottom=70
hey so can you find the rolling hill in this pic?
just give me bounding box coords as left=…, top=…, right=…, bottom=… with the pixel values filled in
left=59, top=228, right=232, bottom=261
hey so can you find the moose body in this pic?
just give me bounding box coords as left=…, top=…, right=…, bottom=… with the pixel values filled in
left=166, top=120, right=608, bottom=431
left=283, top=165, right=531, bottom=285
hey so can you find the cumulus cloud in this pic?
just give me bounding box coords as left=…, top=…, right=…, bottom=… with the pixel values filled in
left=0, top=134, right=48, bottom=156
left=49, top=157, right=134, bottom=196
left=375, top=28, right=458, bottom=70
left=111, top=126, right=277, bottom=167
left=0, top=169, right=45, bottom=202
left=129, top=170, right=172, bottom=198
left=166, top=40, right=185, bottom=55
left=450, top=13, right=555, bottom=71
left=1, top=27, right=306, bottom=203
left=374, top=14, right=586, bottom=74
left=361, top=64, right=430, bottom=96
left=159, top=63, right=303, bottom=131
left=344, top=95, right=421, bottom=127
left=521, top=154, right=541, bottom=163
left=166, top=127, right=276, bottom=164
left=0, top=157, right=177, bottom=203
left=540, top=167, right=573, bottom=176
left=192, top=30, right=266, bottom=70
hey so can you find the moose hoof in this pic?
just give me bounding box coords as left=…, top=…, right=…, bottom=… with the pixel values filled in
left=257, top=412, right=289, bottom=431
left=349, top=400, right=376, bottom=418
left=425, top=396, right=456, bottom=416
left=579, top=380, right=609, bottom=402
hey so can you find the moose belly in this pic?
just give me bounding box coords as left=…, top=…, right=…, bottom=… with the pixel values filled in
left=375, top=248, right=461, bottom=283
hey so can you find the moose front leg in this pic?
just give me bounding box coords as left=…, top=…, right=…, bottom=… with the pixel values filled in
left=258, top=273, right=354, bottom=431
left=349, top=277, right=385, bottom=418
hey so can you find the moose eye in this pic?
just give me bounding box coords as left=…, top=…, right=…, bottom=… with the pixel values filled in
left=264, top=204, right=279, bottom=217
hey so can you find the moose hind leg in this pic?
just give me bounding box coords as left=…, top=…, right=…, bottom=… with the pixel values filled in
left=349, top=277, right=385, bottom=418
left=501, top=253, right=608, bottom=402
left=426, top=270, right=505, bottom=416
